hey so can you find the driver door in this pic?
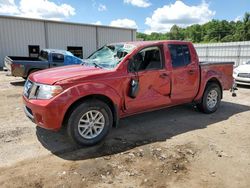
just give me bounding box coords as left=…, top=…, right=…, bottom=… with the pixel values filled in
left=125, top=46, right=171, bottom=114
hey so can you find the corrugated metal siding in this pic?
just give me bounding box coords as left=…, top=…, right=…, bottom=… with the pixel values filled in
left=194, top=41, right=250, bottom=66
left=46, top=23, right=97, bottom=58
left=98, top=27, right=133, bottom=48
left=132, top=30, right=136, bottom=41
left=0, top=17, right=46, bottom=67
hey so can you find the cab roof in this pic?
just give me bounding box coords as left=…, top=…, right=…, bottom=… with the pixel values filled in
left=113, top=40, right=192, bottom=48
left=42, top=49, right=74, bottom=56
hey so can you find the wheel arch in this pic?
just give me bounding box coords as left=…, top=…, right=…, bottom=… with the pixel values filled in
left=206, top=77, right=223, bottom=99
left=62, top=94, right=119, bottom=128
left=194, top=76, right=223, bottom=103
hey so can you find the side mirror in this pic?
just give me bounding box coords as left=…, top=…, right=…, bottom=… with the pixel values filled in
left=129, top=79, right=139, bottom=98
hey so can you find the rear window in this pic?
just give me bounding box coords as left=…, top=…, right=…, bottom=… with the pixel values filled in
left=39, top=51, right=48, bottom=61
left=168, top=44, right=191, bottom=67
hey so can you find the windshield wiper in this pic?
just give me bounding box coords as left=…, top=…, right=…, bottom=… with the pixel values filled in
left=92, top=62, right=103, bottom=69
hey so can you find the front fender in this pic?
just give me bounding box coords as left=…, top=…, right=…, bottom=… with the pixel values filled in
left=56, top=82, right=122, bottom=124
left=70, top=82, right=122, bottom=105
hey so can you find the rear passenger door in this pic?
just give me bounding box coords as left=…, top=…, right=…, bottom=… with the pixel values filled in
left=168, top=44, right=199, bottom=102
left=50, top=53, right=64, bottom=67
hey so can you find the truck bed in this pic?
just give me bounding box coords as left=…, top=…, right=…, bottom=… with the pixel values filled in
left=4, top=56, right=48, bottom=78
left=194, top=61, right=234, bottom=102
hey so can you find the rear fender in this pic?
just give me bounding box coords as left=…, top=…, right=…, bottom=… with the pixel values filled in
left=194, top=70, right=223, bottom=102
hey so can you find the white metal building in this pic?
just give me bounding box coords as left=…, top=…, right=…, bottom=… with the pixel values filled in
left=194, top=41, right=250, bottom=66
left=0, top=15, right=137, bottom=67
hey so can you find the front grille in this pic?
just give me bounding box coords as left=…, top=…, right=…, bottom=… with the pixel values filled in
left=238, top=73, right=250, bottom=78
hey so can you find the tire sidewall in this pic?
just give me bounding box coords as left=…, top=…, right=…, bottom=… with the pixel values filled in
left=67, top=100, right=113, bottom=146
left=203, top=84, right=221, bottom=113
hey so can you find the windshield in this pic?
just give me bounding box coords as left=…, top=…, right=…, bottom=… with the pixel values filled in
left=86, top=44, right=136, bottom=69
left=246, top=60, right=250, bottom=65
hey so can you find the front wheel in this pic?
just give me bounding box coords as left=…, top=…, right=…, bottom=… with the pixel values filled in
left=67, top=100, right=113, bottom=146
left=197, top=83, right=221, bottom=114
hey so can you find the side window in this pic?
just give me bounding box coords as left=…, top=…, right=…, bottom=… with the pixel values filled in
left=168, top=44, right=191, bottom=67
left=131, top=46, right=162, bottom=72
left=182, top=45, right=191, bottom=65
left=52, top=53, right=64, bottom=63
left=39, top=51, right=48, bottom=61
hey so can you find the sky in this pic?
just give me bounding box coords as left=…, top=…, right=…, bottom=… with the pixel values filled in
left=0, top=0, right=249, bottom=33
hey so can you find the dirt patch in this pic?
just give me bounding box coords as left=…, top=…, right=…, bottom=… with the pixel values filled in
left=0, top=143, right=198, bottom=188
left=0, top=127, right=31, bottom=143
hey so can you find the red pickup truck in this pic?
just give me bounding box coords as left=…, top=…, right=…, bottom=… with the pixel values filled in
left=23, top=41, right=234, bottom=146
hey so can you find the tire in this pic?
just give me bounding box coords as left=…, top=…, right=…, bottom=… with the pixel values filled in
left=197, top=83, right=221, bottom=114
left=67, top=100, right=113, bottom=146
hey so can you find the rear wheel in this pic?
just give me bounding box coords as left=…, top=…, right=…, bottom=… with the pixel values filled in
left=67, top=100, right=113, bottom=146
left=197, top=83, right=221, bottom=114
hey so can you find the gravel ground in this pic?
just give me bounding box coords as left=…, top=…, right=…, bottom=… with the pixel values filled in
left=0, top=71, right=249, bottom=188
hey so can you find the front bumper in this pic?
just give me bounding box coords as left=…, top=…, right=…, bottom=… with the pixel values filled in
left=235, top=77, right=250, bottom=86
left=24, top=105, right=35, bottom=123
left=23, top=95, right=66, bottom=131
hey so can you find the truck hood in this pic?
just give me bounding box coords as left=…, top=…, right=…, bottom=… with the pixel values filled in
left=235, top=64, right=250, bottom=73
left=29, top=65, right=110, bottom=85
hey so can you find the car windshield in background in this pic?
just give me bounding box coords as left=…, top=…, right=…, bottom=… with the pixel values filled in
left=86, top=44, right=136, bottom=69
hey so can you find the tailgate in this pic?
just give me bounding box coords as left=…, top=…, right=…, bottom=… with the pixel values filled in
left=4, top=56, right=13, bottom=71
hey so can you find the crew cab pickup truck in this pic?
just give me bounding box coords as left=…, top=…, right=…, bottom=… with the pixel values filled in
left=23, top=41, right=234, bottom=146
left=5, top=49, right=83, bottom=79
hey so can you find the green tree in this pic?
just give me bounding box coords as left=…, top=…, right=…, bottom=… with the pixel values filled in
left=169, top=25, right=184, bottom=40
left=242, top=12, right=250, bottom=40
left=136, top=12, right=250, bottom=43
left=185, top=24, right=202, bottom=42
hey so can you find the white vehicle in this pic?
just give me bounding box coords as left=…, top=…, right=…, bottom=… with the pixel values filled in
left=233, top=60, right=250, bottom=86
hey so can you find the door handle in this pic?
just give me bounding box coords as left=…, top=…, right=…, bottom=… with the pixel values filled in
left=160, top=73, right=168, bottom=79
left=188, top=70, right=195, bottom=75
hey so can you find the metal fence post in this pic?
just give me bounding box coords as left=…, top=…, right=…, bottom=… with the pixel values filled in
left=237, top=45, right=241, bottom=66
left=206, top=46, right=209, bottom=61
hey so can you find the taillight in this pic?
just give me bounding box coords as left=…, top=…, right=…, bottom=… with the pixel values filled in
left=11, top=64, right=22, bottom=70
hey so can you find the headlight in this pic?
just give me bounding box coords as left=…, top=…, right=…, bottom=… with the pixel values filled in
left=233, top=69, right=239, bottom=76
left=36, top=84, right=63, bottom=99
